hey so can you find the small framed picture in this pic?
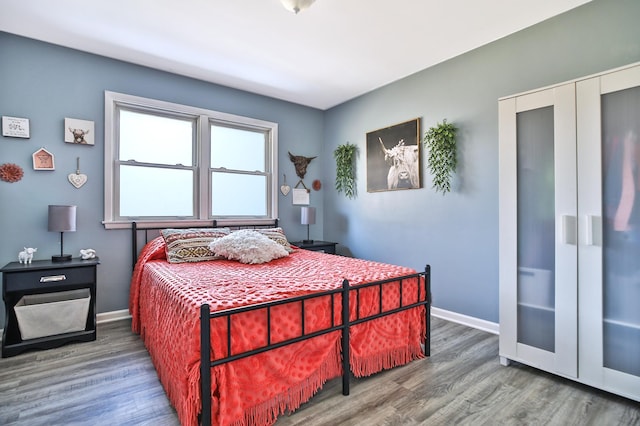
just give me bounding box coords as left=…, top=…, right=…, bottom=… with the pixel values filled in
left=32, top=148, right=55, bottom=170
left=65, top=118, right=95, bottom=145
left=2, top=116, right=30, bottom=138
left=292, top=188, right=310, bottom=205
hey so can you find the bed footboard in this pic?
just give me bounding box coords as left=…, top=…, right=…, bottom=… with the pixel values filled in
left=199, top=265, right=431, bottom=426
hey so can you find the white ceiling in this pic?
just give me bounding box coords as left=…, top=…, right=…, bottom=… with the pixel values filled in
left=1, top=0, right=592, bottom=110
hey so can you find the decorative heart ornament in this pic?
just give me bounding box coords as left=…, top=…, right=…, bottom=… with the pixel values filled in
left=68, top=172, right=88, bottom=188
left=68, top=157, right=87, bottom=189
left=280, top=174, right=291, bottom=196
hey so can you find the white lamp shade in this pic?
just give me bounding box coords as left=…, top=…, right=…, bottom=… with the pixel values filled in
left=301, top=206, right=316, bottom=225
left=48, top=205, right=77, bottom=232
left=280, top=0, right=316, bottom=14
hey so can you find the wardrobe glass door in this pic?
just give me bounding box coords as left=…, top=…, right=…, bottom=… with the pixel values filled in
left=499, top=83, right=577, bottom=377
left=578, top=64, right=640, bottom=398
left=516, top=106, right=555, bottom=352
left=601, top=85, right=640, bottom=377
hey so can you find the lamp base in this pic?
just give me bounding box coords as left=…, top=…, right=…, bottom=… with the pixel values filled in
left=51, top=254, right=72, bottom=262
left=302, top=239, right=314, bottom=244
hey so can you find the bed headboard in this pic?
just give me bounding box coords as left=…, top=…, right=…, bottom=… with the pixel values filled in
left=131, top=219, right=280, bottom=269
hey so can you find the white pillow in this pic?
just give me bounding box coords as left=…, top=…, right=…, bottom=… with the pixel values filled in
left=208, top=229, right=289, bottom=264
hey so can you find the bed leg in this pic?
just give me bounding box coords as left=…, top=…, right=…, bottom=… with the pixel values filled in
left=425, top=265, right=431, bottom=357
left=201, top=304, right=211, bottom=426
left=132, top=221, right=138, bottom=270
left=341, top=279, right=350, bottom=396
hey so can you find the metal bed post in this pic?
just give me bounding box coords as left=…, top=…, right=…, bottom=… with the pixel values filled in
left=341, top=278, right=350, bottom=396
left=132, top=221, right=138, bottom=270
left=425, top=264, right=431, bottom=357
left=200, top=304, right=212, bottom=426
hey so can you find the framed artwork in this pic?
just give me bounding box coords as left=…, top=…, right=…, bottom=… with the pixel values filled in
left=366, top=118, right=421, bottom=192
left=292, top=188, right=310, bottom=205
left=2, top=116, right=30, bottom=138
left=32, top=148, right=55, bottom=170
left=64, top=118, right=95, bottom=145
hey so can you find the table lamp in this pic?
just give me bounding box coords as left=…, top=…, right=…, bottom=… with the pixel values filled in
left=48, top=205, right=76, bottom=262
left=301, top=206, right=316, bottom=244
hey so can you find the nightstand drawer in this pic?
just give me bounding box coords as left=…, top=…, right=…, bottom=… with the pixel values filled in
left=4, top=266, right=95, bottom=292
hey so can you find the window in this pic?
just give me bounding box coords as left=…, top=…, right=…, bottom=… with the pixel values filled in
left=104, top=91, right=278, bottom=229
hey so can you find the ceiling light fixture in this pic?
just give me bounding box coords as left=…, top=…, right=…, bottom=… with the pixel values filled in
left=280, top=0, right=316, bottom=14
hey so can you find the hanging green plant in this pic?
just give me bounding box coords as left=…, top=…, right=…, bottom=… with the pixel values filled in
left=334, top=142, right=357, bottom=199
left=423, top=119, right=457, bottom=194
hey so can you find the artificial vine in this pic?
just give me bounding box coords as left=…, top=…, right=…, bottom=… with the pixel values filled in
left=334, top=142, right=357, bottom=199
left=423, top=119, right=457, bottom=194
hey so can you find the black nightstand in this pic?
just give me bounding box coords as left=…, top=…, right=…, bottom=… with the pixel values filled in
left=1, top=257, right=99, bottom=357
left=291, top=240, right=337, bottom=254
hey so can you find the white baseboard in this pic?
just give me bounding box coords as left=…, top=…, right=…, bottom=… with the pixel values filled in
left=2, top=308, right=497, bottom=345
left=431, top=306, right=499, bottom=335
left=97, top=309, right=131, bottom=324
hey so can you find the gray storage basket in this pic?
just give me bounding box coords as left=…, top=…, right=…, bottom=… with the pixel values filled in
left=14, top=289, right=90, bottom=340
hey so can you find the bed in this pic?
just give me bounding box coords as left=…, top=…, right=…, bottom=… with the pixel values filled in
left=130, top=221, right=430, bottom=426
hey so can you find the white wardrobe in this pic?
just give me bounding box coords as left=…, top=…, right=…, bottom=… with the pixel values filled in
left=499, top=62, right=640, bottom=402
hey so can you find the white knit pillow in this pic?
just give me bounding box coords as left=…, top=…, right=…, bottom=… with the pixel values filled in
left=208, top=229, right=289, bottom=264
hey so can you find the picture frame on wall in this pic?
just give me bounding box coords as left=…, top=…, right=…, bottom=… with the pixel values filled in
left=366, top=118, right=421, bottom=192
left=64, top=118, right=95, bottom=145
left=32, top=148, right=55, bottom=170
left=2, top=116, right=30, bottom=138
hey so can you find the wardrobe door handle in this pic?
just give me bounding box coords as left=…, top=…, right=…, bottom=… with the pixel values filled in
left=585, top=215, right=602, bottom=246
left=561, top=215, right=577, bottom=245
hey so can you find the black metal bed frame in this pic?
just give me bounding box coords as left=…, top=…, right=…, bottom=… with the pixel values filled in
left=131, top=221, right=431, bottom=426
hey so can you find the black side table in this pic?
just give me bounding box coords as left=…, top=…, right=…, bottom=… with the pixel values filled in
left=291, top=240, right=337, bottom=254
left=1, top=257, right=99, bottom=357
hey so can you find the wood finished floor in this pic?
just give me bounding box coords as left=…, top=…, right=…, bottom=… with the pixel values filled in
left=1, top=317, right=638, bottom=425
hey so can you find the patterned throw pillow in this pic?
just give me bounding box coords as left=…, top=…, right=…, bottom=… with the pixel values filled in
left=208, top=229, right=289, bottom=264
left=161, top=228, right=230, bottom=263
left=252, top=227, right=294, bottom=253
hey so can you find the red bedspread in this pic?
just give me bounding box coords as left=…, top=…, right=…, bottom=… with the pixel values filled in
left=130, top=237, right=425, bottom=426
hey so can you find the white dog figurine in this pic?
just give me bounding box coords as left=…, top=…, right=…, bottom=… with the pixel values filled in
left=18, top=247, right=37, bottom=264
left=80, top=248, right=96, bottom=260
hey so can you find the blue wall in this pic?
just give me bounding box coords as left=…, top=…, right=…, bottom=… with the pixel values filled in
left=0, top=34, right=324, bottom=327
left=2, top=0, right=640, bottom=330
left=322, top=0, right=640, bottom=323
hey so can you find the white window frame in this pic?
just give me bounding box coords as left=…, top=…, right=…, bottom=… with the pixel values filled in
left=103, top=91, right=278, bottom=229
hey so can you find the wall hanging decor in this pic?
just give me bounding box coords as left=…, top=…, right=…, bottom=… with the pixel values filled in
left=2, top=116, right=30, bottom=138
left=288, top=151, right=316, bottom=189
left=423, top=119, right=457, bottom=194
left=280, top=174, right=291, bottom=196
left=64, top=118, right=95, bottom=145
left=68, top=157, right=88, bottom=189
left=0, top=163, right=24, bottom=183
left=366, top=118, right=421, bottom=192
left=292, top=188, right=310, bottom=205
left=334, top=142, right=357, bottom=198
left=32, top=148, right=55, bottom=170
